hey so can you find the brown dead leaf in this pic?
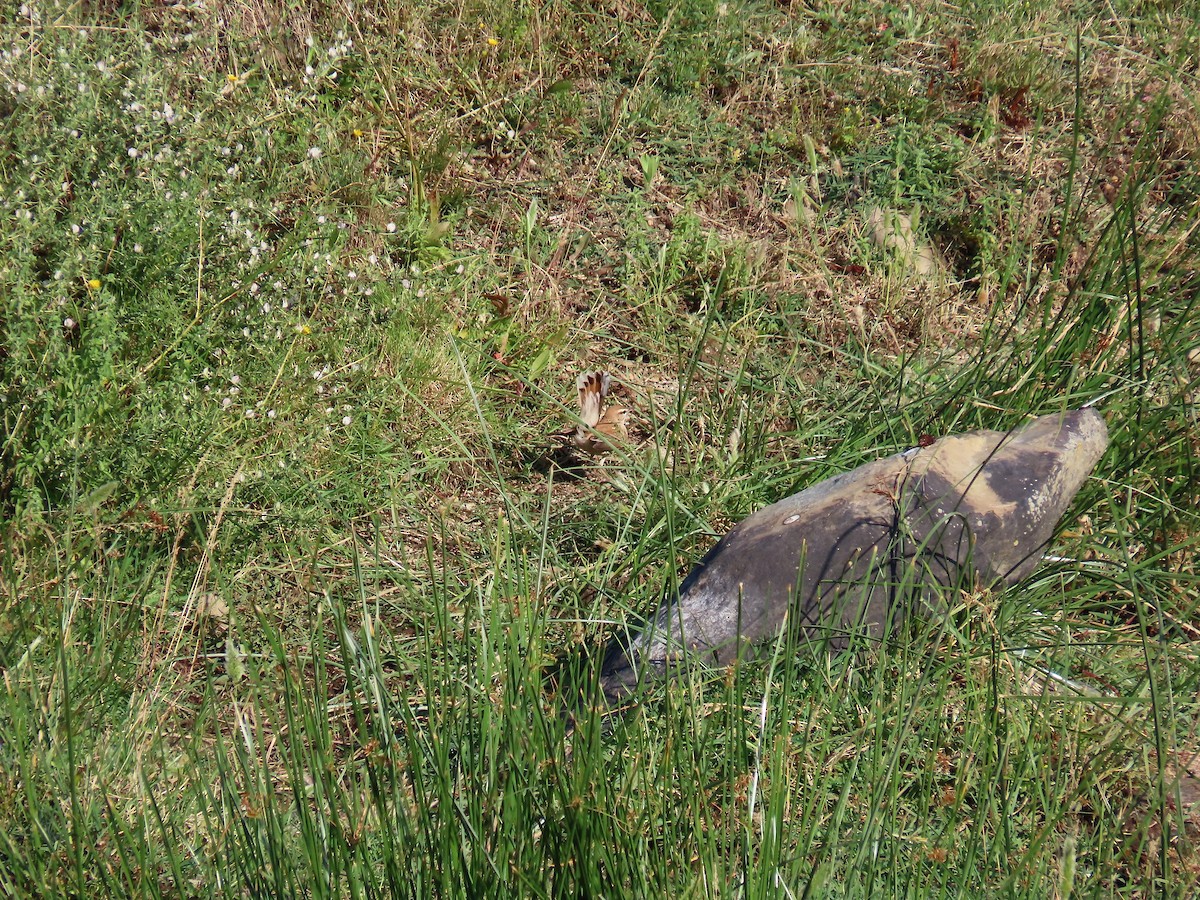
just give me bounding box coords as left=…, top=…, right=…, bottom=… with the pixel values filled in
left=196, top=592, right=230, bottom=632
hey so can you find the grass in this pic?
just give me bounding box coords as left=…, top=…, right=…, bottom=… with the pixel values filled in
left=1, top=0, right=1198, bottom=895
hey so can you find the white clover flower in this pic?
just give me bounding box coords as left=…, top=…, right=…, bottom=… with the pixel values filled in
left=307, top=146, right=322, bottom=159
left=386, top=222, right=396, bottom=233
left=341, top=415, right=351, bottom=426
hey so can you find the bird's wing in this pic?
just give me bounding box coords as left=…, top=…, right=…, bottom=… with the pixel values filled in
left=576, top=371, right=610, bottom=427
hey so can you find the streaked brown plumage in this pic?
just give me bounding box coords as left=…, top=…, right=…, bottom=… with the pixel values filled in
left=568, top=371, right=629, bottom=456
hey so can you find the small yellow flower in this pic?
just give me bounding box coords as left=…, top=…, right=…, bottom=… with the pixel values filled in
left=300, top=324, right=312, bottom=335
left=86, top=278, right=101, bottom=290
left=220, top=73, right=247, bottom=97
left=352, top=128, right=363, bottom=138
left=487, top=37, right=499, bottom=46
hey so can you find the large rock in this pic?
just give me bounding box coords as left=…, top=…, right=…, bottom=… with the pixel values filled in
left=600, top=408, right=1108, bottom=701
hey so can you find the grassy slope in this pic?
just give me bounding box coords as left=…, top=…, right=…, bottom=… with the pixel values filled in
left=1, top=0, right=1198, bottom=895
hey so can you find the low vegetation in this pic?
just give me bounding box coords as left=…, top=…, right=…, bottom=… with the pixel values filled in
left=1, top=0, right=1198, bottom=895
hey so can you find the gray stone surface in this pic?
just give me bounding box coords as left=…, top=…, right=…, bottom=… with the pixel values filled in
left=600, top=408, right=1109, bottom=701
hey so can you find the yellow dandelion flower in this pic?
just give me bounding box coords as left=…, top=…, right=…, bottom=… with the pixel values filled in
left=86, top=278, right=101, bottom=290
left=352, top=128, right=363, bottom=138
left=226, top=74, right=239, bottom=83
left=487, top=37, right=499, bottom=46
left=300, top=324, right=312, bottom=335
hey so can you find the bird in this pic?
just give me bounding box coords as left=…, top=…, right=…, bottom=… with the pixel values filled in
left=566, top=371, right=629, bottom=457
